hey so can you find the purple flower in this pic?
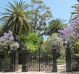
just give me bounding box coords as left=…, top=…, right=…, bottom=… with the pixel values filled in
left=0, top=30, right=19, bottom=49
left=59, top=26, right=73, bottom=38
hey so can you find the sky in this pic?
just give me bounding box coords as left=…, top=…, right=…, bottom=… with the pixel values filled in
left=0, top=0, right=78, bottom=23
left=44, top=0, right=78, bottom=23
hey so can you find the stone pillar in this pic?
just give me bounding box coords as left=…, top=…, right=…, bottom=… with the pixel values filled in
left=22, top=48, right=28, bottom=72
left=9, top=49, right=18, bottom=72
left=66, top=43, right=72, bottom=72
left=52, top=44, right=57, bottom=72
left=15, top=50, right=18, bottom=71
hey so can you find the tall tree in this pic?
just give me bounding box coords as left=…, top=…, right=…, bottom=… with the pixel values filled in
left=71, top=4, right=79, bottom=21
left=0, top=0, right=30, bottom=35
left=46, top=19, right=67, bottom=36
left=27, top=0, right=52, bottom=34
left=77, top=0, right=79, bottom=2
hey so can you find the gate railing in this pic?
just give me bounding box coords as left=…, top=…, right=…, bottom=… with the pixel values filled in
left=0, top=58, right=10, bottom=71
left=0, top=43, right=78, bottom=72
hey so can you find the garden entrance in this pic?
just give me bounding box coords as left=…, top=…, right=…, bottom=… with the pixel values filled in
left=27, top=49, right=53, bottom=72
left=22, top=43, right=73, bottom=72
left=0, top=50, right=11, bottom=72
left=22, top=44, right=60, bottom=72
left=0, top=43, right=75, bottom=72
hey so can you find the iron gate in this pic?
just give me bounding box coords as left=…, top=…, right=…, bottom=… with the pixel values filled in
left=0, top=51, right=11, bottom=71
left=27, top=48, right=53, bottom=72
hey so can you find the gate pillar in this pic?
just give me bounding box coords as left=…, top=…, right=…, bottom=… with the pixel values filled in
left=66, top=42, right=72, bottom=72
left=52, top=44, right=57, bottom=72
left=0, top=59, right=2, bottom=71
left=22, top=48, right=28, bottom=72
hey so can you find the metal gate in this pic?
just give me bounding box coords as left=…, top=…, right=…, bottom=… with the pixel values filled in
left=27, top=49, right=53, bottom=72
left=0, top=51, right=11, bottom=71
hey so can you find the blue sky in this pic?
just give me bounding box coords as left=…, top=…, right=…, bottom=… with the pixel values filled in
left=44, top=0, right=78, bottom=23
left=0, top=0, right=78, bottom=23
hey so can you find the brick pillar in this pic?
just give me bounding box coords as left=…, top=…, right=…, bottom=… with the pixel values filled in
left=52, top=44, right=57, bottom=72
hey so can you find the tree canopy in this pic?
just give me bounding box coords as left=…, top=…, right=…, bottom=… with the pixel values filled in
left=0, top=0, right=30, bottom=35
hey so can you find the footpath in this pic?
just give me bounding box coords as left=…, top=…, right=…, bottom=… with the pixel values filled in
left=0, top=64, right=79, bottom=74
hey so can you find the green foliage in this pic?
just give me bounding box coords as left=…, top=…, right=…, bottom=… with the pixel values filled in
left=42, top=40, right=49, bottom=53
left=47, top=33, right=64, bottom=51
left=42, top=33, right=65, bottom=58
left=70, top=4, right=79, bottom=21
left=57, top=58, right=65, bottom=65
left=26, top=32, right=42, bottom=44
left=0, top=26, right=3, bottom=35
left=27, top=0, right=52, bottom=34
left=73, top=40, right=79, bottom=54
left=0, top=0, right=52, bottom=36
left=19, top=32, right=43, bottom=52
left=26, top=32, right=43, bottom=52
left=19, top=32, right=43, bottom=63
left=0, top=0, right=30, bottom=35
left=47, top=19, right=67, bottom=36
left=26, top=43, right=39, bottom=52
left=72, top=40, right=79, bottom=66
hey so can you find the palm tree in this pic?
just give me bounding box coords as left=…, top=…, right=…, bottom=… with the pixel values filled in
left=46, top=19, right=67, bottom=36
left=0, top=0, right=30, bottom=36
left=71, top=4, right=79, bottom=21
left=77, top=0, right=79, bottom=2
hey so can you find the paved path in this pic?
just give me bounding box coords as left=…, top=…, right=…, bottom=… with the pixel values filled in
left=0, top=64, right=79, bottom=74
left=0, top=72, right=79, bottom=74
left=17, top=64, right=67, bottom=73
left=57, top=64, right=66, bottom=72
